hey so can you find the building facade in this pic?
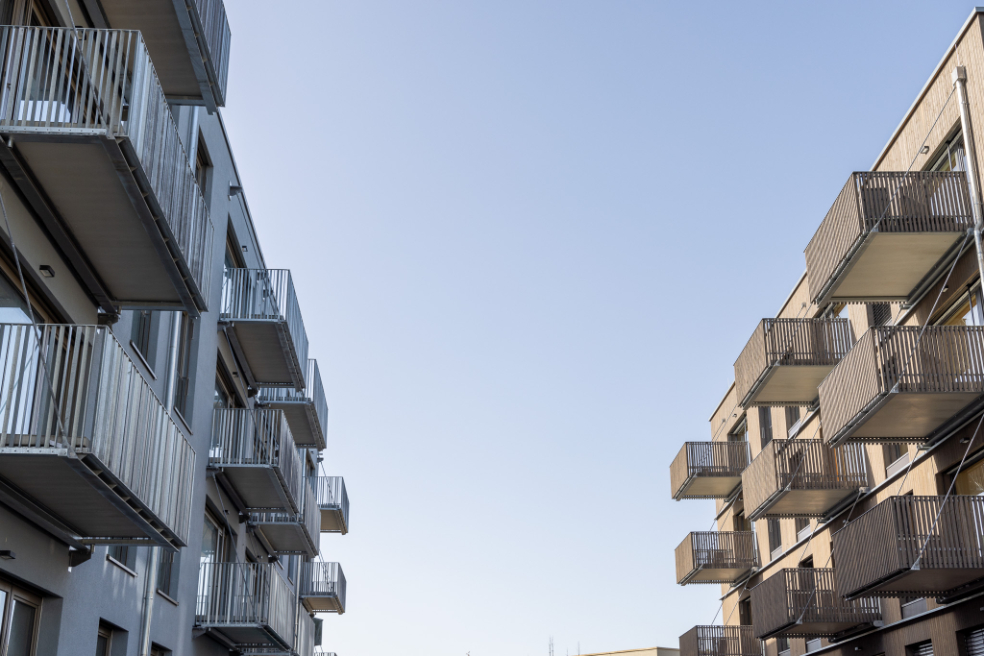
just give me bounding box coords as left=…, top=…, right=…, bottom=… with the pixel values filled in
left=0, top=0, right=349, bottom=654
left=672, top=8, right=984, bottom=656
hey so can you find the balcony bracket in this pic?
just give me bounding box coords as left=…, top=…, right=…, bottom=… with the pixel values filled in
left=821, top=488, right=866, bottom=524
left=68, top=546, right=93, bottom=567
left=222, top=325, right=259, bottom=390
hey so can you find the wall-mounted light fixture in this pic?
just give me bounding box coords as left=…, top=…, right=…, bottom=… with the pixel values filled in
left=39, top=265, right=54, bottom=278
left=0, top=550, right=15, bottom=560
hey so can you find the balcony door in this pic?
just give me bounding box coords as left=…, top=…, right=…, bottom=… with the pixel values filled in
left=0, top=577, right=41, bottom=656
left=198, top=512, right=230, bottom=620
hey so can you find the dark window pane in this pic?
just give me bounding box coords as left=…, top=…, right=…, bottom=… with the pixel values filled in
left=759, top=408, right=773, bottom=449
left=95, top=634, right=109, bottom=656
left=7, top=600, right=37, bottom=656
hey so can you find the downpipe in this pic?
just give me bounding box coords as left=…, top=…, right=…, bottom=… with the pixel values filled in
left=953, top=66, right=984, bottom=288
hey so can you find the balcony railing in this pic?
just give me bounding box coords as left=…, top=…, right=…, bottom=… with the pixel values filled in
left=0, top=27, right=213, bottom=313
left=805, top=171, right=972, bottom=305
left=833, top=495, right=984, bottom=599
left=742, top=439, right=867, bottom=520
left=195, top=562, right=296, bottom=648
left=675, top=532, right=758, bottom=585
left=750, top=568, right=881, bottom=639
left=679, top=626, right=760, bottom=656
left=296, top=612, right=316, bottom=656
left=735, top=319, right=852, bottom=407
left=192, top=0, right=232, bottom=105
left=258, top=359, right=328, bottom=449
left=221, top=269, right=309, bottom=390
left=820, top=326, right=984, bottom=446
left=211, top=409, right=303, bottom=512
left=671, top=441, right=749, bottom=500
left=301, top=562, right=347, bottom=614
left=316, top=476, right=350, bottom=534
left=251, top=481, right=320, bottom=557
left=0, top=323, right=194, bottom=548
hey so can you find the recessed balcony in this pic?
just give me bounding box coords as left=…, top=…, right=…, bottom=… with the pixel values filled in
left=679, top=626, right=760, bottom=656
left=805, top=171, right=972, bottom=305
left=301, top=562, right=347, bottom=614
left=820, top=326, right=984, bottom=446
left=89, top=0, right=231, bottom=109
left=257, top=359, right=328, bottom=449
left=0, top=27, right=213, bottom=316
left=251, top=481, right=320, bottom=557
left=316, top=476, right=350, bottom=535
left=210, top=409, right=303, bottom=512
left=750, top=568, right=881, bottom=639
left=675, top=532, right=758, bottom=585
left=220, top=269, right=309, bottom=390
left=671, top=442, right=749, bottom=500
left=742, top=439, right=867, bottom=521
left=195, top=562, right=296, bottom=648
left=0, top=323, right=194, bottom=549
left=833, top=495, right=984, bottom=600
left=735, top=319, right=852, bottom=407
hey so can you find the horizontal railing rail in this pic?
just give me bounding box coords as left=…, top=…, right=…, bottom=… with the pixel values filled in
left=670, top=441, right=750, bottom=498
left=0, top=323, right=194, bottom=544
left=751, top=568, right=880, bottom=639
left=675, top=532, right=758, bottom=584
left=735, top=319, right=852, bottom=406
left=257, top=359, right=328, bottom=440
left=821, top=326, right=984, bottom=445
left=743, top=439, right=867, bottom=519
left=0, top=26, right=214, bottom=307
left=196, top=562, right=295, bottom=645
left=833, top=495, right=984, bottom=598
left=302, top=561, right=347, bottom=612
left=192, top=0, right=232, bottom=103
left=680, top=625, right=760, bottom=656
left=211, top=408, right=303, bottom=512
left=805, top=171, right=973, bottom=304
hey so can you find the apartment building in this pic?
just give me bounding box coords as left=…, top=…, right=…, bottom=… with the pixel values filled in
left=0, top=1, right=350, bottom=654
left=671, top=8, right=984, bottom=656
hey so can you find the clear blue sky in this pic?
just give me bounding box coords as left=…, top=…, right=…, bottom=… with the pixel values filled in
left=221, top=3, right=977, bottom=654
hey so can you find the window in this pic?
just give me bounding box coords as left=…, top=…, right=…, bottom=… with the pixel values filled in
left=109, top=545, right=133, bottom=570
left=931, top=131, right=965, bottom=173
left=96, top=625, right=112, bottom=656
left=728, top=417, right=747, bottom=442
left=287, top=555, right=297, bottom=583
left=768, top=518, right=782, bottom=560
left=937, top=286, right=984, bottom=327
left=157, top=550, right=177, bottom=598
left=806, top=638, right=822, bottom=653
left=871, top=302, right=892, bottom=326
left=956, top=456, right=984, bottom=496
left=759, top=408, right=773, bottom=451
left=733, top=511, right=750, bottom=533
left=776, top=636, right=790, bottom=655
left=795, top=517, right=811, bottom=541
left=785, top=406, right=801, bottom=437
left=901, top=597, right=928, bottom=619
left=0, top=577, right=41, bottom=656
left=174, top=312, right=195, bottom=420
left=907, top=639, right=934, bottom=656
left=738, top=598, right=752, bottom=625
left=800, top=556, right=814, bottom=569
left=194, top=134, right=211, bottom=200
left=130, top=310, right=156, bottom=369
left=214, top=365, right=242, bottom=409
left=965, top=626, right=984, bottom=656
left=883, top=443, right=908, bottom=477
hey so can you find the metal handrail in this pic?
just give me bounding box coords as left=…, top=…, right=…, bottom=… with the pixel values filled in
left=0, top=27, right=214, bottom=306
left=316, top=476, right=350, bottom=530
left=192, top=0, right=231, bottom=103
left=0, top=323, right=195, bottom=544
left=301, top=562, right=347, bottom=613
left=258, top=359, right=328, bottom=443
left=211, top=408, right=303, bottom=512
left=195, top=562, right=296, bottom=645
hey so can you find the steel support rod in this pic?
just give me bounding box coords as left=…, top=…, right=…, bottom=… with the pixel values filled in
left=953, top=66, right=984, bottom=288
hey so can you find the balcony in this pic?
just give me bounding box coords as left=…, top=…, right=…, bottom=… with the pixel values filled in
left=671, top=442, right=749, bottom=500
left=0, top=323, right=194, bottom=549
left=258, top=359, right=328, bottom=449
left=221, top=269, right=309, bottom=390
left=820, top=326, right=984, bottom=446
left=0, top=27, right=213, bottom=316
left=750, top=568, right=881, bottom=639
left=675, top=532, right=758, bottom=585
left=833, top=495, right=984, bottom=600
left=251, top=481, right=320, bottom=557
left=805, top=171, right=972, bottom=305
left=301, top=562, right=347, bottom=614
left=742, top=439, right=867, bottom=521
left=735, top=319, right=852, bottom=407
left=679, top=626, right=759, bottom=656
left=210, top=409, right=303, bottom=512
left=316, top=476, right=350, bottom=535
left=91, top=0, right=231, bottom=108
left=195, top=562, right=296, bottom=648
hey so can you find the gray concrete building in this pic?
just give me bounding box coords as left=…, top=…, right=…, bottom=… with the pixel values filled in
left=0, top=1, right=348, bottom=654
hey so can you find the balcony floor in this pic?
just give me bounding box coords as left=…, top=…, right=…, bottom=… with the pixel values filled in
left=255, top=521, right=317, bottom=556
left=682, top=565, right=753, bottom=585
left=858, top=568, right=984, bottom=598
left=849, top=392, right=980, bottom=441
left=676, top=475, right=742, bottom=500
left=752, top=487, right=858, bottom=519
left=221, top=466, right=297, bottom=512
left=302, top=595, right=344, bottom=613
left=749, top=365, right=835, bottom=406
left=263, top=401, right=322, bottom=448
left=224, top=320, right=301, bottom=388
left=830, top=232, right=963, bottom=302
left=200, top=624, right=289, bottom=648
left=320, top=507, right=348, bottom=534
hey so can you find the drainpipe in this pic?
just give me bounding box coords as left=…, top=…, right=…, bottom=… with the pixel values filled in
left=138, top=311, right=184, bottom=656
left=953, top=66, right=984, bottom=287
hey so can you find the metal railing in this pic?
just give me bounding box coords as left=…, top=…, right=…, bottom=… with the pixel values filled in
left=679, top=626, right=760, bottom=656
left=670, top=441, right=749, bottom=499
left=734, top=319, right=852, bottom=407
left=0, top=27, right=214, bottom=306
left=0, top=323, right=194, bottom=544
left=251, top=480, right=320, bottom=553
left=296, top=611, right=316, bottom=656
left=742, top=439, right=867, bottom=519
left=220, top=268, right=309, bottom=386
left=192, top=0, right=231, bottom=104
left=211, top=408, right=303, bottom=512
left=750, top=568, right=881, bottom=639
left=805, top=171, right=972, bottom=304
left=675, top=532, right=758, bottom=585
left=833, top=495, right=984, bottom=599
left=820, top=326, right=984, bottom=446
left=195, top=562, right=295, bottom=646
left=301, top=562, right=347, bottom=613
left=316, top=476, right=350, bottom=531
left=258, top=359, right=328, bottom=442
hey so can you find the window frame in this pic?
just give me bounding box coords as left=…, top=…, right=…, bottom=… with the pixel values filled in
left=0, top=576, right=42, bottom=656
